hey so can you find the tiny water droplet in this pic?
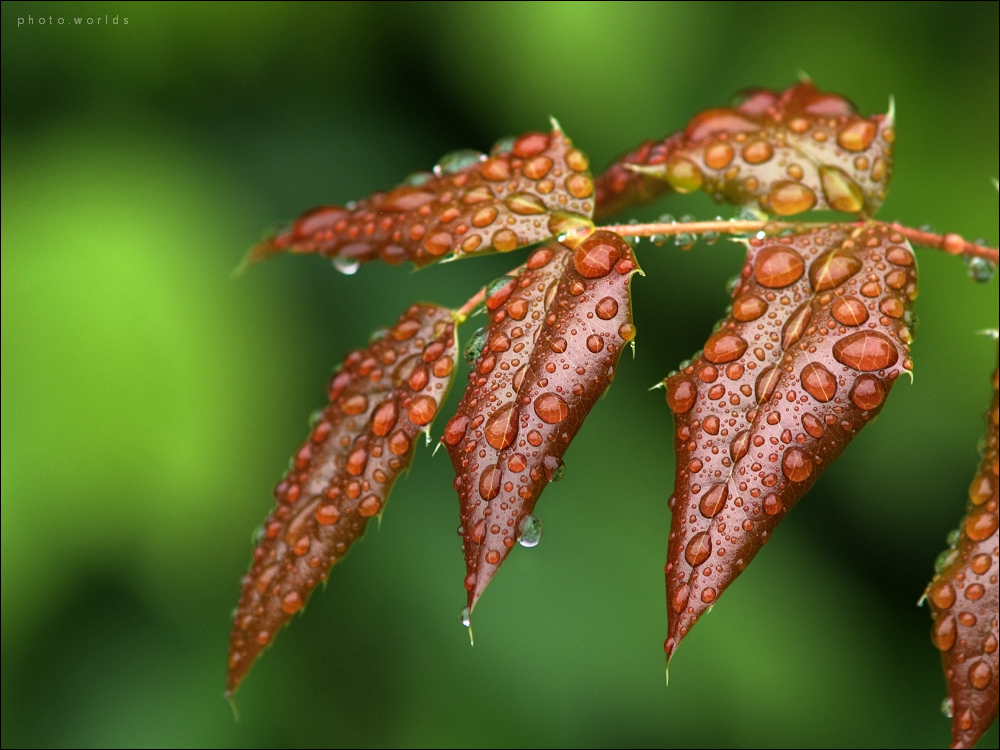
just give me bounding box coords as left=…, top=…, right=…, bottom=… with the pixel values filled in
left=369, top=328, right=389, bottom=344
left=308, top=409, right=324, bottom=427
left=966, top=256, right=996, bottom=283
left=518, top=515, right=543, bottom=547
left=460, top=606, right=471, bottom=627
left=333, top=257, right=360, bottom=275
left=945, top=528, right=960, bottom=547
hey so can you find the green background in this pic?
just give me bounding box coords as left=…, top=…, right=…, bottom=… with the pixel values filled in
left=2, top=1, right=998, bottom=747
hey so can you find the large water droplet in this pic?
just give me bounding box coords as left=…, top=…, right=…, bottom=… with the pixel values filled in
left=485, top=403, right=519, bottom=450
left=833, top=331, right=898, bottom=371
left=518, top=515, right=543, bottom=547
left=754, top=246, right=805, bottom=288
left=333, top=257, right=360, bottom=275
left=966, top=256, right=996, bottom=283
left=534, top=392, right=569, bottom=424
left=460, top=606, right=472, bottom=627
left=543, top=455, right=565, bottom=481
left=800, top=362, right=837, bottom=402
left=573, top=231, right=628, bottom=278
left=940, top=697, right=955, bottom=719
left=434, top=149, right=485, bottom=176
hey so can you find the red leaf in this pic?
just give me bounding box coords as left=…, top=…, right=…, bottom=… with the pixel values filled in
left=227, top=303, right=458, bottom=694
left=595, top=81, right=894, bottom=219
left=663, top=223, right=916, bottom=661
left=246, top=126, right=595, bottom=269
left=444, top=232, right=639, bottom=612
left=925, top=345, right=998, bottom=749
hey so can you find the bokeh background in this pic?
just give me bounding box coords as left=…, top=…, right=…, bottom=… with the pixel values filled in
left=2, top=1, right=998, bottom=747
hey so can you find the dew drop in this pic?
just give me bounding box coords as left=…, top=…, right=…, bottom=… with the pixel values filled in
left=800, top=363, right=838, bottom=402
left=333, top=257, right=360, bottom=275
left=479, top=466, right=502, bottom=500
left=407, top=395, right=438, bottom=426
left=754, top=246, right=805, bottom=288
left=665, top=155, right=704, bottom=193
left=819, top=166, right=865, bottom=213
left=849, top=374, right=885, bottom=410
left=782, top=448, right=812, bottom=482
left=732, top=294, right=768, bottom=321
left=685, top=532, right=712, bottom=566
left=534, top=393, right=569, bottom=424
left=518, top=515, right=543, bottom=547
left=704, top=332, right=748, bottom=363
left=767, top=181, right=817, bottom=216
left=831, top=296, right=869, bottom=326
left=484, top=403, right=519, bottom=450
left=832, top=331, right=898, bottom=371
left=966, top=256, right=996, bottom=283
left=595, top=297, right=619, bottom=320
left=809, top=250, right=862, bottom=291
left=699, top=483, right=728, bottom=518
left=940, top=697, right=954, bottom=718
left=666, top=378, right=697, bottom=413
left=464, top=327, right=487, bottom=364
left=543, top=455, right=566, bottom=482
left=434, top=149, right=485, bottom=176
left=460, top=606, right=472, bottom=627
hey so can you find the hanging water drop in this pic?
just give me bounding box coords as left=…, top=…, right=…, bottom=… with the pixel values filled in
left=966, top=256, right=996, bottom=283
left=941, top=697, right=955, bottom=718
left=945, top=528, right=960, bottom=547
left=460, top=606, right=471, bottom=627
left=518, top=515, right=543, bottom=547
left=333, top=257, right=360, bottom=275
left=368, top=328, right=389, bottom=344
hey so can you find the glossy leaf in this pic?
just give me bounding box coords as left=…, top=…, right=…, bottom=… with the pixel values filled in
left=925, top=345, right=999, bottom=749
left=246, top=126, right=596, bottom=269
left=443, top=232, right=639, bottom=611
left=595, top=81, right=894, bottom=219
left=663, top=223, right=916, bottom=660
left=227, top=303, right=457, bottom=694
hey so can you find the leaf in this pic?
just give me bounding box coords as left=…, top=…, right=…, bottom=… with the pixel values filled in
left=245, top=126, right=596, bottom=270
left=595, top=81, right=894, bottom=219
left=227, top=303, right=458, bottom=694
left=925, top=344, right=998, bottom=749
left=662, top=222, right=916, bottom=661
left=443, top=232, right=639, bottom=611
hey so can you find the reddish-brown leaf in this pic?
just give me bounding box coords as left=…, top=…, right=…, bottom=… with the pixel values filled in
left=246, top=126, right=595, bottom=269
left=925, top=345, right=998, bottom=749
left=443, top=232, right=639, bottom=612
left=227, top=303, right=457, bottom=694
left=595, top=81, right=894, bottom=220
left=663, top=223, right=916, bottom=661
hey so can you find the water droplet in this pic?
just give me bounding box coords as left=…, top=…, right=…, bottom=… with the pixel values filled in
left=403, top=171, right=434, bottom=187
left=543, top=455, right=565, bottom=481
left=504, top=192, right=547, bottom=215
left=767, top=181, right=817, bottom=216
left=940, top=697, right=954, bottom=718
left=741, top=140, right=773, bottom=164
left=518, top=515, right=543, bottom=547
left=966, top=256, right=996, bottom=283
left=587, top=334, right=604, bottom=352
left=666, top=156, right=704, bottom=193
left=704, top=332, right=748, bottom=364
left=460, top=606, right=472, bottom=627
left=833, top=331, right=899, bottom=371
left=434, top=149, right=485, bottom=176
left=512, top=132, right=549, bottom=159
left=819, top=166, right=865, bottom=213
left=800, top=363, right=837, bottom=402
left=685, top=532, right=712, bottom=566
left=573, top=231, right=626, bottom=278
left=934, top=549, right=958, bottom=574
left=485, top=403, right=519, bottom=450
left=704, top=142, right=734, bottom=170
left=371, top=401, right=398, bottom=437
left=754, top=246, right=805, bottom=288
left=667, top=378, right=697, bottom=413
left=732, top=294, right=768, bottom=321
left=491, top=228, right=519, bottom=253
left=595, top=296, right=619, bottom=320
left=464, top=327, right=487, bottom=364
left=831, top=296, right=869, bottom=326
left=965, top=511, right=999, bottom=541
left=534, top=392, right=569, bottom=424
left=837, top=119, right=876, bottom=152
left=782, top=448, right=812, bottom=482
left=333, top=257, right=360, bottom=275
left=699, top=484, right=728, bottom=518
left=407, top=395, right=438, bottom=426
left=782, top=303, right=812, bottom=349
left=479, top=466, right=502, bottom=500
left=849, top=375, right=885, bottom=410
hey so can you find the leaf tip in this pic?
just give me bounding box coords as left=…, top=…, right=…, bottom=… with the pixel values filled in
left=548, top=115, right=564, bottom=134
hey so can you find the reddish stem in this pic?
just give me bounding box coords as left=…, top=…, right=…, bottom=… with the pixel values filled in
left=455, top=287, right=486, bottom=322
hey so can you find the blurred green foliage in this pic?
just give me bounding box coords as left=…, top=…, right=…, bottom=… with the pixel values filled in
left=2, top=1, right=998, bottom=746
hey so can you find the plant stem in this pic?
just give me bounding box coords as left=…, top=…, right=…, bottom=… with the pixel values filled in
left=599, top=220, right=999, bottom=264
left=454, top=287, right=485, bottom=322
